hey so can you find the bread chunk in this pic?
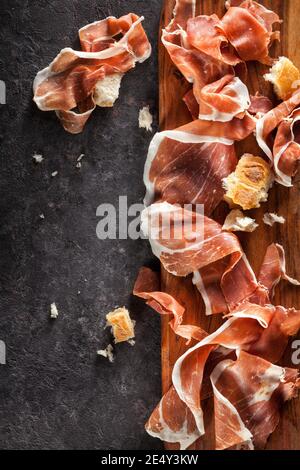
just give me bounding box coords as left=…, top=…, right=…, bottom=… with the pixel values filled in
left=223, top=154, right=273, bottom=210
left=106, top=307, right=135, bottom=344
left=264, top=57, right=300, bottom=101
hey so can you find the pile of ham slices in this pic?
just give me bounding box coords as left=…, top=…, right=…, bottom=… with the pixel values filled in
left=33, top=14, right=151, bottom=133
left=134, top=0, right=300, bottom=450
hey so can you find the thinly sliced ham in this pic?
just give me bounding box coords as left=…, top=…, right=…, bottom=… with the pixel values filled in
left=221, top=1, right=281, bottom=65
left=212, top=351, right=300, bottom=450
left=33, top=14, right=151, bottom=133
left=197, top=75, right=250, bottom=122
left=186, top=14, right=241, bottom=65
left=256, top=90, right=300, bottom=186
left=170, top=303, right=300, bottom=448
left=184, top=90, right=273, bottom=121
left=133, top=267, right=207, bottom=342
left=145, top=385, right=201, bottom=450
left=258, top=243, right=300, bottom=298
left=169, top=0, right=196, bottom=31
left=162, top=28, right=235, bottom=119
left=141, top=202, right=258, bottom=314
left=144, top=116, right=256, bottom=207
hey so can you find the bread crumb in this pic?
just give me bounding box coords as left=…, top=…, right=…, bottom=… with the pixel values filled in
left=50, top=302, right=59, bottom=319
left=106, top=307, right=135, bottom=344
left=97, top=344, right=114, bottom=363
left=93, top=73, right=123, bottom=107
left=139, top=106, right=153, bottom=132
left=263, top=212, right=286, bottom=226
left=128, top=339, right=136, bottom=346
left=264, top=57, right=300, bottom=101
left=39, top=214, right=45, bottom=220
left=32, top=153, right=44, bottom=164
left=223, top=154, right=273, bottom=210
left=76, top=153, right=85, bottom=169
left=223, top=209, right=258, bottom=232
left=51, top=171, right=58, bottom=177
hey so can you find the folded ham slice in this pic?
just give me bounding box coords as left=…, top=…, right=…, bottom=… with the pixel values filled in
left=133, top=267, right=207, bottom=343
left=144, top=116, right=257, bottom=208
left=141, top=202, right=258, bottom=314
left=258, top=243, right=300, bottom=298
left=212, top=351, right=300, bottom=450
left=171, top=304, right=300, bottom=449
left=143, top=302, right=300, bottom=449
left=33, top=14, right=151, bottom=133
left=256, top=90, right=300, bottom=186
left=186, top=14, right=241, bottom=66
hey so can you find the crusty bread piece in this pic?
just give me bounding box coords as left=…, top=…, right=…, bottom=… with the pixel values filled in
left=264, top=56, right=300, bottom=101
left=223, top=154, right=273, bottom=210
left=106, top=307, right=135, bottom=344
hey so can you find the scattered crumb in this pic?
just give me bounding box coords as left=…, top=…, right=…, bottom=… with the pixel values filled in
left=106, top=307, right=135, bottom=344
left=128, top=339, right=136, bottom=347
left=77, top=290, right=81, bottom=295
left=39, top=214, right=45, bottom=220
left=139, top=106, right=153, bottom=132
left=51, top=171, right=58, bottom=177
left=223, top=209, right=258, bottom=233
left=97, top=344, right=114, bottom=363
left=32, top=153, right=44, bottom=164
left=263, top=212, right=286, bottom=226
left=223, top=154, right=273, bottom=210
left=76, top=153, right=85, bottom=169
left=50, top=302, right=59, bottom=319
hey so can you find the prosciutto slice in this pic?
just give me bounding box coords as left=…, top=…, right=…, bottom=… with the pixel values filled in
left=141, top=202, right=258, bottom=314
left=33, top=14, right=151, bottom=133
left=186, top=14, right=241, bottom=66
left=144, top=116, right=257, bottom=208
left=212, top=351, right=300, bottom=450
left=256, top=91, right=300, bottom=186
left=140, top=285, right=300, bottom=448
left=162, top=3, right=252, bottom=122
left=258, top=243, right=300, bottom=298
left=171, top=303, right=300, bottom=449
left=133, top=267, right=207, bottom=342
left=145, top=385, right=201, bottom=450
left=222, top=1, right=281, bottom=64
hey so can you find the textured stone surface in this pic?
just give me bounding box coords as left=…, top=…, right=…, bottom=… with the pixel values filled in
left=0, top=0, right=162, bottom=450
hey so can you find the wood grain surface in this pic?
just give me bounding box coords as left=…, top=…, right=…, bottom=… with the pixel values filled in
left=159, top=0, right=300, bottom=450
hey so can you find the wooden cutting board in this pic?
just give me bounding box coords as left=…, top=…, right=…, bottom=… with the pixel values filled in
left=159, top=0, right=300, bottom=450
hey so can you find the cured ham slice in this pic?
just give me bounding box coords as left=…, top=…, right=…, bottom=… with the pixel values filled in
left=143, top=294, right=300, bottom=449
left=145, top=385, right=201, bottom=450
left=186, top=14, right=240, bottom=65
left=221, top=1, right=281, bottom=65
left=169, top=0, right=196, bottom=31
left=162, top=27, right=235, bottom=120
left=141, top=202, right=258, bottom=315
left=33, top=14, right=151, bottom=133
left=197, top=75, right=250, bottom=122
left=171, top=303, right=300, bottom=448
left=144, top=116, right=256, bottom=208
left=133, top=267, right=207, bottom=342
left=256, top=90, right=300, bottom=186
left=258, top=243, right=300, bottom=298
left=184, top=90, right=272, bottom=121
left=212, top=351, right=300, bottom=450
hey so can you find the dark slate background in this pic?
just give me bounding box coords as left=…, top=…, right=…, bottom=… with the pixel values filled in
left=0, top=0, right=163, bottom=450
